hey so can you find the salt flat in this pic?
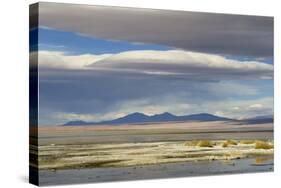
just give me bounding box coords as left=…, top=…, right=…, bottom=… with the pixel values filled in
left=35, top=121, right=273, bottom=145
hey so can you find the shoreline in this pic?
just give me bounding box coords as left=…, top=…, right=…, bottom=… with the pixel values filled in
left=38, top=157, right=273, bottom=186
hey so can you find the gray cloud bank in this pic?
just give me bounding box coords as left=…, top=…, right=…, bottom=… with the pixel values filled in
left=36, top=2, right=273, bottom=58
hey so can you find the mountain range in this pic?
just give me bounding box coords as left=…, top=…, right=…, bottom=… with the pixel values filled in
left=239, top=115, right=273, bottom=124
left=63, top=112, right=234, bottom=126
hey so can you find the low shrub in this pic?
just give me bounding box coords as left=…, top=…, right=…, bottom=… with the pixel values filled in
left=240, top=140, right=255, bottom=144
left=196, top=140, right=213, bottom=147
left=226, top=140, right=238, bottom=145
left=255, top=141, right=273, bottom=149
left=222, top=142, right=228, bottom=148
left=184, top=141, right=198, bottom=146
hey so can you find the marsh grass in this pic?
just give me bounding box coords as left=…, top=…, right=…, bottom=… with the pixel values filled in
left=222, top=140, right=238, bottom=147
left=255, top=141, right=273, bottom=149
left=196, top=140, right=213, bottom=147
left=240, top=140, right=256, bottom=144
left=222, top=142, right=228, bottom=148
left=184, top=140, right=214, bottom=147
left=38, top=139, right=274, bottom=170
left=255, top=156, right=273, bottom=164
left=226, top=140, right=238, bottom=145
left=184, top=140, right=199, bottom=146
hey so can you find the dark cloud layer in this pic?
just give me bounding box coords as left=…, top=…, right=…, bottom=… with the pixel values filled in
left=38, top=67, right=272, bottom=124
left=36, top=2, right=273, bottom=58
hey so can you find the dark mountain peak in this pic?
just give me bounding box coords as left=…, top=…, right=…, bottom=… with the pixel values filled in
left=149, top=112, right=177, bottom=121
left=190, top=113, right=215, bottom=116
left=63, top=112, right=233, bottom=126
left=248, top=115, right=273, bottom=120
left=178, top=113, right=232, bottom=121
left=64, top=120, right=89, bottom=126
left=239, top=114, right=273, bottom=124
left=151, top=112, right=175, bottom=117
left=110, top=112, right=150, bottom=124
left=161, top=112, right=175, bottom=116
left=128, top=112, right=148, bottom=117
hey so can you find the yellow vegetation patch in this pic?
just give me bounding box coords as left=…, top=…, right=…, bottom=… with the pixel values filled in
left=184, top=140, right=198, bottom=146
left=240, top=140, right=255, bottom=144
left=196, top=140, right=213, bottom=147
left=36, top=139, right=274, bottom=170
left=255, top=141, right=273, bottom=149
left=184, top=140, right=214, bottom=147
left=221, top=140, right=237, bottom=148
left=226, top=140, right=238, bottom=145
left=222, top=142, right=228, bottom=148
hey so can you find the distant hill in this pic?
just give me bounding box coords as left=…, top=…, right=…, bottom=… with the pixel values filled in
left=63, top=120, right=90, bottom=126
left=249, top=115, right=273, bottom=120
left=239, top=115, right=273, bottom=124
left=63, top=112, right=233, bottom=126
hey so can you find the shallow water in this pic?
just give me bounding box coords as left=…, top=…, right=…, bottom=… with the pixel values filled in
left=39, top=158, right=273, bottom=186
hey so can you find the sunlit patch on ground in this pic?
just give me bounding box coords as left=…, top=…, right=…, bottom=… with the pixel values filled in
left=35, top=139, right=273, bottom=170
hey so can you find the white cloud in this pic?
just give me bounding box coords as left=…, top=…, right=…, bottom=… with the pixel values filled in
left=35, top=50, right=273, bottom=80
left=249, top=103, right=264, bottom=109
left=55, top=112, right=98, bottom=121
left=54, top=111, right=126, bottom=122
left=232, top=107, right=240, bottom=110
left=30, top=51, right=112, bottom=69
left=212, top=97, right=273, bottom=119
left=91, top=50, right=273, bottom=79
left=92, top=50, right=272, bottom=70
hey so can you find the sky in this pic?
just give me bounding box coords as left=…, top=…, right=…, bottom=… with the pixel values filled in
left=31, top=3, right=274, bottom=125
